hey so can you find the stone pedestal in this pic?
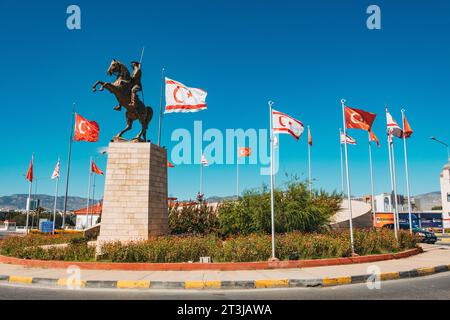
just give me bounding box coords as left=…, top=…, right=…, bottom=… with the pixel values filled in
left=96, top=142, right=168, bottom=251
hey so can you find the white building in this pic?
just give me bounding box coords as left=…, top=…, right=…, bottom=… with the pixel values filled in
left=439, top=161, right=450, bottom=229
left=74, top=202, right=102, bottom=230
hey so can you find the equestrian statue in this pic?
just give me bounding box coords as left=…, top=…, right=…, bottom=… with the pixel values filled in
left=92, top=59, right=153, bottom=142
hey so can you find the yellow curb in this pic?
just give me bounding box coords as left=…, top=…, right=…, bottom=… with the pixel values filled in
left=9, top=276, right=33, bottom=284
left=116, top=280, right=150, bottom=289
left=322, top=277, right=352, bottom=286
left=438, top=238, right=450, bottom=243
left=57, top=278, right=86, bottom=287
left=416, top=267, right=435, bottom=276
left=380, top=272, right=400, bottom=281
left=185, top=281, right=221, bottom=289
left=255, top=279, right=289, bottom=288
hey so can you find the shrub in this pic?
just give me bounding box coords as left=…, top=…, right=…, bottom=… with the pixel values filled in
left=168, top=202, right=219, bottom=235
left=217, top=180, right=341, bottom=236
left=0, top=229, right=418, bottom=263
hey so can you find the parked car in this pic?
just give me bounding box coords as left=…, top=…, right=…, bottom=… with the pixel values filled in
left=382, top=224, right=437, bottom=244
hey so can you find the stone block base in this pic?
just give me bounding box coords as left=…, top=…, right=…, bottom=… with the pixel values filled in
left=96, top=142, right=168, bottom=252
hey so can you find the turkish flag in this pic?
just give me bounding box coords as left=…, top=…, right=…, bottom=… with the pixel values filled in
left=345, top=106, right=376, bottom=131
left=74, top=114, right=99, bottom=142
left=403, top=115, right=413, bottom=138
left=369, top=130, right=380, bottom=147
left=91, top=160, right=103, bottom=175
left=238, top=147, right=251, bottom=157
left=307, top=127, right=312, bottom=146
left=26, top=157, right=33, bottom=182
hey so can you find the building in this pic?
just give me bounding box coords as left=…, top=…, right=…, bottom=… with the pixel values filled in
left=74, top=202, right=102, bottom=230
left=440, top=161, right=450, bottom=229
left=360, top=193, right=412, bottom=213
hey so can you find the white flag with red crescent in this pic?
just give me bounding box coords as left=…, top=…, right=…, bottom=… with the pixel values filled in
left=165, top=77, right=207, bottom=113
left=51, top=160, right=60, bottom=179
left=272, top=109, right=304, bottom=140
left=386, top=107, right=403, bottom=138
left=340, top=132, right=357, bottom=145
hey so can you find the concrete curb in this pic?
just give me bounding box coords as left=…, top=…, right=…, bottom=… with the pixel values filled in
left=0, top=264, right=448, bottom=290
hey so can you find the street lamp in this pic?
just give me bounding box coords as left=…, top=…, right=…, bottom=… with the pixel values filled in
left=430, top=136, right=450, bottom=161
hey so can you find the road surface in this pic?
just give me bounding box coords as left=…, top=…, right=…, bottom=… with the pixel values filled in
left=0, top=272, right=449, bottom=300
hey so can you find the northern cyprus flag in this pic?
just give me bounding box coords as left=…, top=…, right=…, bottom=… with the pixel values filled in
left=165, top=77, right=207, bottom=113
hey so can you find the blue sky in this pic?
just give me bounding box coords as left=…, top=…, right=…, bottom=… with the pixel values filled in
left=1, top=0, right=449, bottom=201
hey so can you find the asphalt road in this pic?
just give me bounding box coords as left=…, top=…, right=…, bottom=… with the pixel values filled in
left=0, top=272, right=449, bottom=300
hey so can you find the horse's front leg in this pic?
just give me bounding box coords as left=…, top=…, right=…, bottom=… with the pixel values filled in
left=92, top=81, right=103, bottom=92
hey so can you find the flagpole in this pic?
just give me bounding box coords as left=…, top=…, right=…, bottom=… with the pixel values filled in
left=157, top=67, right=166, bottom=146
left=236, top=149, right=239, bottom=199
left=200, top=156, right=203, bottom=196
left=341, top=99, right=355, bottom=255
left=52, top=158, right=59, bottom=235
left=62, top=104, right=75, bottom=229
left=387, top=131, right=399, bottom=239
left=368, top=133, right=376, bottom=227
left=339, top=129, right=345, bottom=193
left=86, top=157, right=92, bottom=229
left=268, top=101, right=276, bottom=260
left=391, top=141, right=400, bottom=231
left=307, top=126, right=312, bottom=197
left=25, top=154, right=34, bottom=234
left=401, top=109, right=413, bottom=233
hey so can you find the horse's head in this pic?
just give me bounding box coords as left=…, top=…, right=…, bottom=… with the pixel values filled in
left=107, top=59, right=122, bottom=76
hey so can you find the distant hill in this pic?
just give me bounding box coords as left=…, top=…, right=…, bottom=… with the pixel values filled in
left=0, top=194, right=92, bottom=211
left=414, top=192, right=442, bottom=211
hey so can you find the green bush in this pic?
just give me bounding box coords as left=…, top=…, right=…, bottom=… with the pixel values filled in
left=0, top=229, right=418, bottom=263
left=168, top=202, right=219, bottom=235
left=217, top=181, right=341, bottom=236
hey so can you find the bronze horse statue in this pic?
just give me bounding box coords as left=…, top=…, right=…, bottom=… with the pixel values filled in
left=92, top=59, right=153, bottom=142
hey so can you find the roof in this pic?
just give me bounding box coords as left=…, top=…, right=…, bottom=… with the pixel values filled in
left=74, top=202, right=102, bottom=215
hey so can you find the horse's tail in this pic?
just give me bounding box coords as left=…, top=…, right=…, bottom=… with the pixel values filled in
left=146, top=106, right=153, bottom=125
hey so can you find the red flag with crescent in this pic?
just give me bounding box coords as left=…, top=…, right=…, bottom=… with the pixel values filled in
left=91, top=160, right=103, bottom=175
left=165, top=77, right=207, bottom=113
left=369, top=130, right=380, bottom=147
left=26, top=156, right=33, bottom=182
left=345, top=106, right=376, bottom=131
left=74, top=113, right=99, bottom=142
left=403, top=115, right=413, bottom=138
left=238, top=147, right=251, bottom=157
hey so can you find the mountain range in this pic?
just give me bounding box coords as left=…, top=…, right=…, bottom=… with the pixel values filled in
left=0, top=192, right=442, bottom=212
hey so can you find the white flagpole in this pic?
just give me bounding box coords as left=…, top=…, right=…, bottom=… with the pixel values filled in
left=307, top=126, right=312, bottom=197
left=86, top=157, right=92, bottom=229
left=25, top=154, right=34, bottom=234
left=341, top=99, right=355, bottom=255
left=52, top=158, right=60, bottom=235
left=401, top=109, right=413, bottom=233
left=368, top=133, right=376, bottom=227
left=269, top=101, right=276, bottom=260
left=339, top=129, right=345, bottom=193
left=387, top=131, right=399, bottom=239
left=200, top=156, right=203, bottom=196
left=391, top=141, right=400, bottom=231
left=157, top=67, right=166, bottom=146
left=236, top=149, right=239, bottom=199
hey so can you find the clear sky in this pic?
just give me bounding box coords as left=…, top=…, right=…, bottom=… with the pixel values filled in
left=1, top=0, right=449, bottom=201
